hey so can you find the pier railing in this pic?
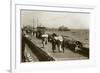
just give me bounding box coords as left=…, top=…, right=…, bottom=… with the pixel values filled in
left=24, top=36, right=55, bottom=61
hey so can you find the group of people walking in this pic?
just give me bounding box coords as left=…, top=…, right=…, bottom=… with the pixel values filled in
left=41, top=33, right=65, bottom=53
left=41, top=32, right=83, bottom=53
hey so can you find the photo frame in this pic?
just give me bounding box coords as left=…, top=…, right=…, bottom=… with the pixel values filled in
left=11, top=0, right=96, bottom=73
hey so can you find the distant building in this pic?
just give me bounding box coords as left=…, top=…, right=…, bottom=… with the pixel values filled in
left=58, top=26, right=70, bottom=31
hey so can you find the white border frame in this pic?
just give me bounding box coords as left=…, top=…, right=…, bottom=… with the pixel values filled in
left=11, top=1, right=96, bottom=73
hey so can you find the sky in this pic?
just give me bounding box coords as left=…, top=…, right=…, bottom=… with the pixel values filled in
left=21, top=10, right=90, bottom=29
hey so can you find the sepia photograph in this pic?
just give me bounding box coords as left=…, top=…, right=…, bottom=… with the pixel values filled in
left=21, top=10, right=90, bottom=62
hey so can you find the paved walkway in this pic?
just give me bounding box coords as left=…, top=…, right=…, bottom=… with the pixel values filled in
left=29, top=36, right=88, bottom=61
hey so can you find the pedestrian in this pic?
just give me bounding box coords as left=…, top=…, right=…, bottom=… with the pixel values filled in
left=41, top=32, right=48, bottom=48
left=42, top=37, right=46, bottom=48
left=51, top=37, right=57, bottom=53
